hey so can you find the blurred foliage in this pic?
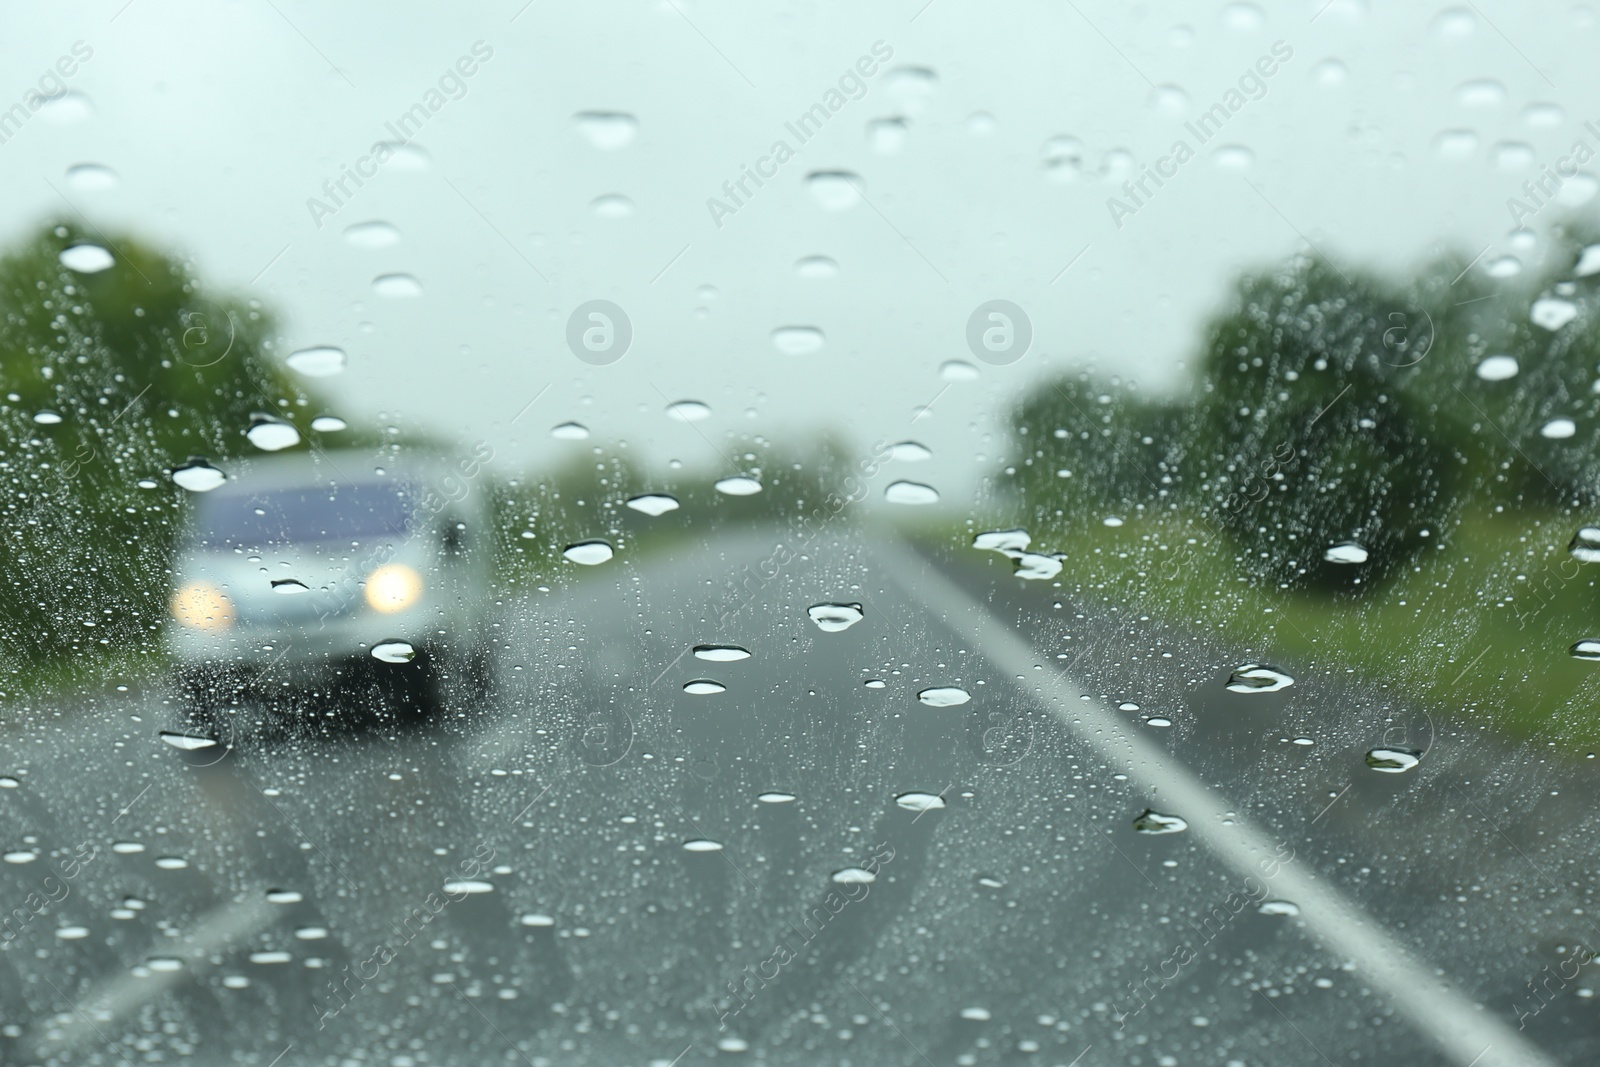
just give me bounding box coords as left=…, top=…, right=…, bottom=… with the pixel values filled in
left=0, top=223, right=324, bottom=692
left=1010, top=223, right=1600, bottom=595
left=1000, top=219, right=1600, bottom=742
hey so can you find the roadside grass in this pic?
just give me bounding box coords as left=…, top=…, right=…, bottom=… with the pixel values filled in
left=957, top=503, right=1600, bottom=750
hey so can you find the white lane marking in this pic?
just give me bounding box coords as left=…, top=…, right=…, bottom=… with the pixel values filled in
left=877, top=540, right=1558, bottom=1067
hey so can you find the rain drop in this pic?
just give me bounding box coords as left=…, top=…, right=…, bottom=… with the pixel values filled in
left=626, top=493, right=680, bottom=516
left=372, top=640, right=416, bottom=664
left=807, top=603, right=864, bottom=632
left=1225, top=664, right=1294, bottom=693
left=563, top=540, right=614, bottom=565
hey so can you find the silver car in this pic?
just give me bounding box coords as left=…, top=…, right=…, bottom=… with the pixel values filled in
left=165, top=447, right=495, bottom=726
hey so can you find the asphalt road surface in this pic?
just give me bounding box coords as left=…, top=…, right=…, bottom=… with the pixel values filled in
left=2, top=529, right=1596, bottom=1067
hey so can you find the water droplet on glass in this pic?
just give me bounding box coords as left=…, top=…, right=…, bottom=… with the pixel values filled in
left=772, top=326, right=825, bottom=355
left=343, top=220, right=401, bottom=248
left=573, top=111, right=639, bottom=150
left=757, top=792, right=796, bottom=804
left=831, top=866, right=876, bottom=884
left=714, top=476, right=762, bottom=497
left=683, top=680, right=726, bottom=695
left=626, top=493, right=679, bottom=516
left=33, top=411, right=62, bottom=425
left=683, top=839, right=724, bottom=853
left=563, top=540, right=614, bottom=566
left=1532, top=297, right=1579, bottom=331
left=55, top=925, right=90, bottom=939
left=917, top=686, right=971, bottom=707
left=372, top=640, right=416, bottom=664
left=1149, top=84, right=1188, bottom=116
left=1576, top=244, right=1600, bottom=278
left=59, top=244, right=113, bottom=273
left=1486, top=254, right=1521, bottom=277
left=519, top=912, right=555, bottom=926
left=248, top=951, right=291, bottom=965
left=3, top=851, right=37, bottom=863
left=294, top=926, right=329, bottom=939
left=1014, top=553, right=1063, bottom=581
left=890, top=441, right=932, bottom=461
left=271, top=578, right=310, bottom=595
left=551, top=421, right=590, bottom=440
left=373, top=273, right=423, bottom=298
left=864, top=679, right=886, bottom=689
left=806, top=170, right=863, bottom=211
left=694, top=644, right=750, bottom=662
left=1494, top=142, right=1535, bottom=171
left=1132, top=809, right=1188, bottom=834
left=867, top=117, right=909, bottom=154
left=66, top=163, right=118, bottom=191
left=147, top=957, right=186, bottom=973
left=245, top=415, right=301, bottom=452
left=1541, top=418, right=1577, bottom=439
left=895, top=792, right=945, bottom=812
left=39, top=91, right=92, bottom=123
left=666, top=400, right=711, bottom=422
left=1146, top=717, right=1173, bottom=728
left=159, top=731, right=218, bottom=751
left=807, top=603, right=863, bottom=632
left=591, top=193, right=634, bottom=218
left=1365, top=747, right=1421, bottom=773
left=1476, top=354, right=1518, bottom=381
left=1220, top=2, right=1264, bottom=30
left=1456, top=78, right=1506, bottom=106
left=974, top=529, right=1031, bottom=554
left=1212, top=143, right=1253, bottom=170
left=941, top=359, right=980, bottom=381
left=885, top=65, right=938, bottom=113
left=1570, top=639, right=1600, bottom=661
left=266, top=889, right=304, bottom=904
left=111, top=842, right=145, bottom=854
left=310, top=415, right=347, bottom=432
left=796, top=255, right=839, bottom=279
left=172, top=459, right=226, bottom=492
left=1313, top=58, right=1348, bottom=86
left=885, top=481, right=939, bottom=505
left=1225, top=664, right=1294, bottom=693
left=443, top=879, right=494, bottom=895
left=1258, top=900, right=1301, bottom=916
left=1323, top=541, right=1369, bottom=564
left=1434, top=129, right=1478, bottom=160
left=154, top=856, right=188, bottom=870
left=1042, top=135, right=1084, bottom=182
left=286, top=346, right=346, bottom=378
left=1557, top=173, right=1600, bottom=207
left=1569, top=527, right=1600, bottom=562
left=0, top=777, right=18, bottom=788
left=1524, top=101, right=1564, bottom=127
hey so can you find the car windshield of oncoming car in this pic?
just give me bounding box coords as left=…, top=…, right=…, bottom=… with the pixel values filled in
left=193, top=482, right=416, bottom=549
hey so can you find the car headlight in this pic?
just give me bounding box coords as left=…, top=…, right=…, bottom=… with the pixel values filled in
left=170, top=582, right=234, bottom=631
left=365, top=563, right=423, bottom=613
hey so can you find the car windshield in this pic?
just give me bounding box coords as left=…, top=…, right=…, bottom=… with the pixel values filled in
left=4, top=5, right=1600, bottom=1067
left=193, top=482, right=416, bottom=548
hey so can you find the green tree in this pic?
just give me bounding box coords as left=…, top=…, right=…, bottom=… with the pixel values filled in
left=0, top=223, right=319, bottom=690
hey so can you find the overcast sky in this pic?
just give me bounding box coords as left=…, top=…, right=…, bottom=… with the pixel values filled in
left=2, top=0, right=1592, bottom=507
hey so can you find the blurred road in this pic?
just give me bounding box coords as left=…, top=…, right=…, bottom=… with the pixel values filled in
left=2, top=529, right=1597, bottom=1066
